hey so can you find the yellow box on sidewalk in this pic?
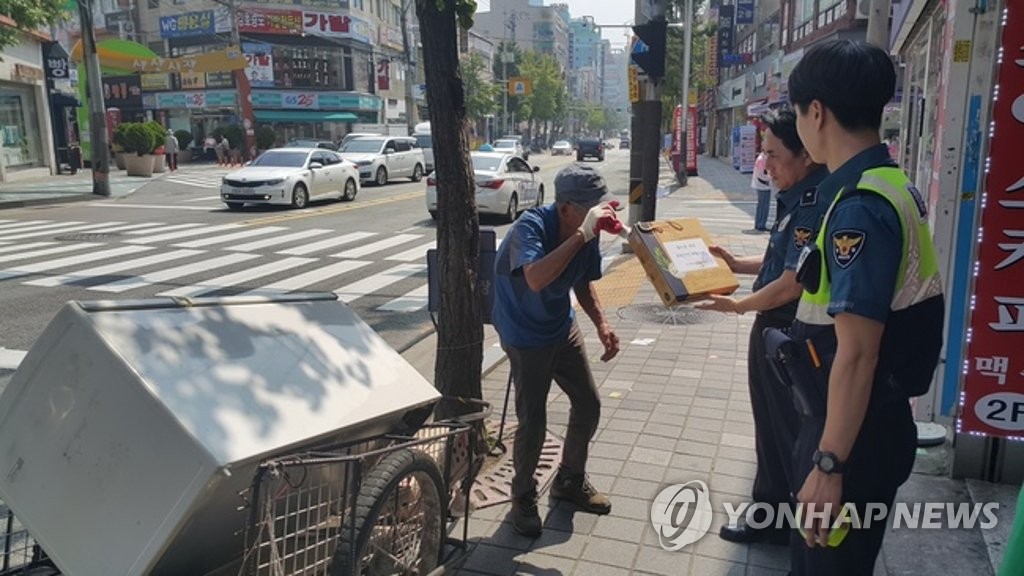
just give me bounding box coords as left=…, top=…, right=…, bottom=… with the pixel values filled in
left=627, top=218, right=739, bottom=306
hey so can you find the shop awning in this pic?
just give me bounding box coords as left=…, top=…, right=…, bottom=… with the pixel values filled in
left=253, top=110, right=359, bottom=123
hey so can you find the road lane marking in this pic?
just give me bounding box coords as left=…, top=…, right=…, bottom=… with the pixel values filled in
left=24, top=249, right=203, bottom=287
left=183, top=195, right=224, bottom=203
left=0, top=222, right=125, bottom=242
left=88, top=203, right=218, bottom=211
left=90, top=253, right=261, bottom=293
left=127, top=223, right=242, bottom=244
left=227, top=228, right=333, bottom=252
left=0, top=243, right=100, bottom=264
left=334, top=263, right=426, bottom=303
left=333, top=234, right=422, bottom=259
left=173, top=226, right=287, bottom=248
left=123, top=223, right=206, bottom=236
left=0, top=245, right=153, bottom=281
left=278, top=231, right=376, bottom=256
left=84, top=222, right=168, bottom=234
left=385, top=241, right=435, bottom=262
left=378, top=284, right=429, bottom=312
left=252, top=260, right=373, bottom=293
left=157, top=256, right=314, bottom=298
left=0, top=241, right=56, bottom=256
left=0, top=220, right=56, bottom=232
left=242, top=190, right=424, bottom=226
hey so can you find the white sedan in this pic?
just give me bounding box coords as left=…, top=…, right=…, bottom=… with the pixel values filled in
left=425, top=152, right=545, bottom=222
left=492, top=138, right=529, bottom=161
left=551, top=140, right=573, bottom=156
left=220, top=148, right=360, bottom=210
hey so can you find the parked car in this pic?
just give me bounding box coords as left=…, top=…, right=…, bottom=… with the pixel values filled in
left=619, top=136, right=630, bottom=149
left=413, top=132, right=434, bottom=173
left=220, top=148, right=360, bottom=210
left=425, top=152, right=544, bottom=222
left=551, top=140, right=573, bottom=156
left=340, top=132, right=382, bottom=148
left=576, top=137, right=605, bottom=161
left=285, top=139, right=339, bottom=151
left=492, top=138, right=529, bottom=160
left=339, top=136, right=426, bottom=185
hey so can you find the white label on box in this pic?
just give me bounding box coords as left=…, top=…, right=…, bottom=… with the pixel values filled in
left=662, top=238, right=718, bottom=277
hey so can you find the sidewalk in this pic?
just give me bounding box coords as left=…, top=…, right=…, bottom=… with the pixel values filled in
left=420, top=155, right=1017, bottom=576
left=0, top=162, right=223, bottom=209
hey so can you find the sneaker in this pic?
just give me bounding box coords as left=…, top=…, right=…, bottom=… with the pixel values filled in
left=510, top=494, right=542, bottom=537
left=550, top=472, right=612, bottom=515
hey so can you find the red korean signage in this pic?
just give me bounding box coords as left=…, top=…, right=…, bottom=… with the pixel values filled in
left=672, top=105, right=683, bottom=156
left=237, top=8, right=302, bottom=35
left=959, top=0, right=1024, bottom=439
left=377, top=60, right=390, bottom=91
left=686, top=105, right=698, bottom=175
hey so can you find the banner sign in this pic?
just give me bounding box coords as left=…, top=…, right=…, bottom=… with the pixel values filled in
left=160, top=11, right=215, bottom=38
left=243, top=42, right=275, bottom=88
left=102, top=75, right=142, bottom=109
left=238, top=9, right=303, bottom=35
left=717, top=5, right=735, bottom=68
left=686, top=105, right=698, bottom=174
left=736, top=0, right=755, bottom=24
left=302, top=11, right=374, bottom=43
left=376, top=60, right=390, bottom=91
left=148, top=90, right=237, bottom=109
left=959, top=3, right=1024, bottom=439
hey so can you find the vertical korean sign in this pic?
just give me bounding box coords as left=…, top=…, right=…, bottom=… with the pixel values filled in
left=959, top=1, right=1024, bottom=438
left=686, top=105, right=698, bottom=175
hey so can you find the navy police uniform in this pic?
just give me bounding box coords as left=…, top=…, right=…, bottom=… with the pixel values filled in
left=746, top=166, right=830, bottom=523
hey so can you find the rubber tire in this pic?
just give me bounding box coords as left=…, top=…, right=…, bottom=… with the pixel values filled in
left=341, top=178, right=358, bottom=201
left=225, top=202, right=244, bottom=211
left=535, top=185, right=545, bottom=207
left=291, top=183, right=309, bottom=209
left=504, top=193, right=518, bottom=224
left=330, top=448, right=445, bottom=576
left=410, top=164, right=423, bottom=182
left=429, top=210, right=438, bottom=221
left=375, top=166, right=388, bottom=186
left=599, top=154, right=605, bottom=162
left=576, top=154, right=583, bottom=162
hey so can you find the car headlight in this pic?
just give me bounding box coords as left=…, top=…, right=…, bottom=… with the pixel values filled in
left=265, top=178, right=285, bottom=186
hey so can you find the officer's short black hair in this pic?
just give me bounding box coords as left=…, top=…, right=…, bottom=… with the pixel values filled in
left=788, top=40, right=896, bottom=132
left=761, top=107, right=804, bottom=155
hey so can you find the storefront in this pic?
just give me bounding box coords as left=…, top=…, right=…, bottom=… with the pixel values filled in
left=0, top=33, right=55, bottom=181
left=42, top=41, right=80, bottom=173
left=715, top=76, right=747, bottom=160
left=143, top=90, right=238, bottom=149
left=249, top=90, right=376, bottom=142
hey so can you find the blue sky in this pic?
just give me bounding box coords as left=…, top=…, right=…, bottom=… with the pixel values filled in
left=476, top=0, right=634, bottom=49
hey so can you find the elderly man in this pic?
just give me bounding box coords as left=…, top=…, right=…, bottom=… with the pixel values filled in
left=493, top=164, right=622, bottom=537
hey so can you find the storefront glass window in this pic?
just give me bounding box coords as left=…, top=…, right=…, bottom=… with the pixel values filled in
left=0, top=83, right=42, bottom=169
left=273, top=45, right=346, bottom=90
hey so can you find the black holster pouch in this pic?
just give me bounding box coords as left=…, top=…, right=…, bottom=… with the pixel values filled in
left=762, top=327, right=832, bottom=419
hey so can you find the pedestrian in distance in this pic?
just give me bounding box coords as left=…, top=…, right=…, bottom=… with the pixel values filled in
left=492, top=164, right=623, bottom=538
left=216, top=136, right=228, bottom=166
left=783, top=39, right=945, bottom=575
left=165, top=130, right=178, bottom=172
left=696, top=106, right=831, bottom=546
left=751, top=149, right=774, bottom=232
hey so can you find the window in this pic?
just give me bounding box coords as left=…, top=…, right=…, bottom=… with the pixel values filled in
left=394, top=139, right=411, bottom=152
left=508, top=158, right=531, bottom=173
left=324, top=152, right=342, bottom=165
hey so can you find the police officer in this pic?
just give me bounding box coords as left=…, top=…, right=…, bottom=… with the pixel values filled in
left=697, top=107, right=830, bottom=545
left=785, top=40, right=945, bottom=574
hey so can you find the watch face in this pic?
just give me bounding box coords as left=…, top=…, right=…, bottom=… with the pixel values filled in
left=819, top=454, right=836, bottom=472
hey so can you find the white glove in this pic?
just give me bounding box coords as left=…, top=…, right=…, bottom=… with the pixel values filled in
left=577, top=203, right=610, bottom=242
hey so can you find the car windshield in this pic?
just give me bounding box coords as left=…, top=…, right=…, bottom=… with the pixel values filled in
left=343, top=138, right=385, bottom=153
left=472, top=155, right=503, bottom=172
left=251, top=150, right=309, bottom=167
left=493, top=140, right=517, bottom=150
left=288, top=139, right=317, bottom=146
left=414, top=134, right=432, bottom=148
left=554, top=141, right=571, bottom=147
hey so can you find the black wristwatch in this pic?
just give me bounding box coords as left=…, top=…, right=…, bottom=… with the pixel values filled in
left=812, top=450, right=844, bottom=474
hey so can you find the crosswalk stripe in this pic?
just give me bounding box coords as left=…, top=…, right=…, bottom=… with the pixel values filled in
left=84, top=222, right=168, bottom=234
left=24, top=249, right=204, bottom=287
left=0, top=242, right=100, bottom=265
left=0, top=241, right=55, bottom=256
left=174, top=226, right=287, bottom=248
left=0, top=221, right=86, bottom=237
left=0, top=245, right=153, bottom=281
left=251, top=259, right=372, bottom=292
left=123, top=223, right=206, bottom=236
left=0, top=220, right=55, bottom=232
left=377, top=284, right=429, bottom=312
left=157, top=256, right=314, bottom=298
left=333, top=234, right=422, bottom=259
left=228, top=228, right=333, bottom=252
left=278, top=231, right=377, bottom=256
left=128, top=223, right=242, bottom=244
left=90, top=253, right=261, bottom=293
left=0, top=222, right=122, bottom=242
left=385, top=241, right=435, bottom=263
left=183, top=195, right=223, bottom=203
left=334, top=263, right=426, bottom=303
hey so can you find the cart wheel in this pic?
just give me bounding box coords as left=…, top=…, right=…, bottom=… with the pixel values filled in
left=331, top=448, right=446, bottom=576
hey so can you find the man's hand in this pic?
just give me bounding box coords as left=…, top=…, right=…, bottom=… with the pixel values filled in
left=708, top=245, right=738, bottom=271
left=579, top=202, right=619, bottom=242
left=597, top=322, right=620, bottom=362
left=695, top=294, right=742, bottom=314
left=797, top=468, right=843, bottom=547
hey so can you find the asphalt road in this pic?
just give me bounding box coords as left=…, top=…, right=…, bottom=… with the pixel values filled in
left=0, top=147, right=633, bottom=359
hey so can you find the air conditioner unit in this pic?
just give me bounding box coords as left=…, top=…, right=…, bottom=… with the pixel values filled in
left=855, top=0, right=871, bottom=20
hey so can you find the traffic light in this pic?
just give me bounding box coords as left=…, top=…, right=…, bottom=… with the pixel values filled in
left=630, top=20, right=667, bottom=79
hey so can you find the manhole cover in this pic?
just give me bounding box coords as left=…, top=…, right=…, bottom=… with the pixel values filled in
left=617, top=303, right=727, bottom=325
left=469, top=418, right=562, bottom=510
left=55, top=233, right=120, bottom=242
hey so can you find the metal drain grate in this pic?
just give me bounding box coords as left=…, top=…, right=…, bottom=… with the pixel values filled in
left=617, top=303, right=727, bottom=325
left=469, top=419, right=562, bottom=510
left=55, top=232, right=122, bottom=242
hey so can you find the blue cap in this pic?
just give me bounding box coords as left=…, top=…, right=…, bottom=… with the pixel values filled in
left=554, top=165, right=616, bottom=209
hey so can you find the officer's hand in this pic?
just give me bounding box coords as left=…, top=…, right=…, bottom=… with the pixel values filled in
left=708, top=245, right=738, bottom=271
left=695, top=294, right=741, bottom=314
left=578, top=202, right=618, bottom=242
left=797, top=469, right=843, bottom=548
left=597, top=322, right=619, bottom=362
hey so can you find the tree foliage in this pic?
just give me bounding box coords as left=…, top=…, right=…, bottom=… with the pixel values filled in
left=0, top=0, right=67, bottom=50
left=461, top=51, right=498, bottom=123
left=660, top=0, right=711, bottom=128
left=517, top=51, right=567, bottom=129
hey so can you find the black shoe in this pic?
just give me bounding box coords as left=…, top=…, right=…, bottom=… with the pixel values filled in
left=510, top=494, right=542, bottom=537
left=550, top=472, right=612, bottom=515
left=719, top=521, right=789, bottom=545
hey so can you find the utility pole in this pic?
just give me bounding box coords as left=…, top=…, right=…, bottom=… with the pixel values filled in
left=401, top=0, right=418, bottom=134
left=630, top=0, right=667, bottom=223
left=77, top=0, right=110, bottom=196
left=865, top=0, right=892, bottom=48
left=678, top=0, right=693, bottom=186
left=226, top=0, right=256, bottom=158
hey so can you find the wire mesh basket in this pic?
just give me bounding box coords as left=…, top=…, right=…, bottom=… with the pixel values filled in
left=0, top=507, right=53, bottom=576
left=240, top=421, right=476, bottom=576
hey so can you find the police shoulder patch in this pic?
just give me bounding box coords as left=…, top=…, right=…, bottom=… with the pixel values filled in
left=832, top=229, right=866, bottom=268
left=794, top=226, right=814, bottom=249
left=800, top=187, right=819, bottom=206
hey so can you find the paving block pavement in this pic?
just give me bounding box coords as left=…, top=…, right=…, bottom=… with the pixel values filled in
left=442, top=156, right=1014, bottom=576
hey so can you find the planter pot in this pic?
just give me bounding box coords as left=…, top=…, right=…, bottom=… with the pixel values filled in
left=115, top=152, right=127, bottom=171
left=125, top=154, right=154, bottom=177
left=152, top=153, right=167, bottom=173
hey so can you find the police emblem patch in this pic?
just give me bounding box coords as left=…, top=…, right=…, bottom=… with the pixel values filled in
left=800, top=187, right=819, bottom=206
left=832, top=229, right=865, bottom=268
left=794, top=226, right=814, bottom=249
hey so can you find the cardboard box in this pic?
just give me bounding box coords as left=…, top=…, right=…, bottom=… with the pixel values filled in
left=628, top=218, right=739, bottom=306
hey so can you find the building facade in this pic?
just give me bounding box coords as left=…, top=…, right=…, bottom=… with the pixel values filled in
left=0, top=26, right=57, bottom=182
left=473, top=0, right=570, bottom=71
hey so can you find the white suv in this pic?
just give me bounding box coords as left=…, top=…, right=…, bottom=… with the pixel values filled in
left=340, top=136, right=426, bottom=186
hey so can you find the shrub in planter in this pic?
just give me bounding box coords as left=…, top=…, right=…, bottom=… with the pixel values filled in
left=121, top=123, right=153, bottom=156
left=221, top=125, right=244, bottom=150
left=144, top=121, right=168, bottom=153
left=174, top=129, right=193, bottom=149
left=256, top=125, right=276, bottom=152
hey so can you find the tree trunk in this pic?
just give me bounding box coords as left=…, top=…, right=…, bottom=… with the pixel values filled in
left=416, top=0, right=483, bottom=421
